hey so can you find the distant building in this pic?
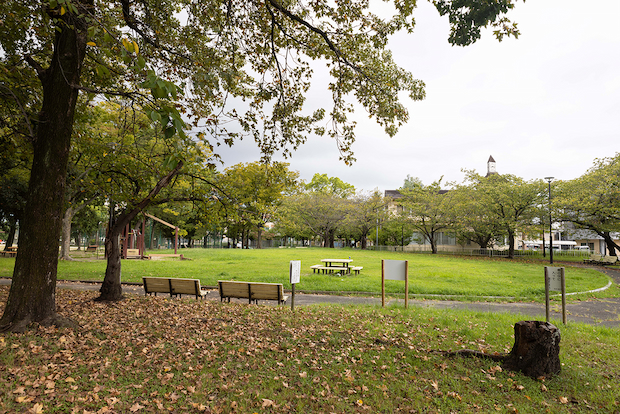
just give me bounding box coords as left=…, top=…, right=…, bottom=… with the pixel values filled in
left=485, top=155, right=497, bottom=177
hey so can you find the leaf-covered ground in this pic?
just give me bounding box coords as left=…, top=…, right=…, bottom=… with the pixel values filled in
left=1, top=286, right=618, bottom=413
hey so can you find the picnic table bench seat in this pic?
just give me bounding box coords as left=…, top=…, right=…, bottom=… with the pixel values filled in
left=310, top=265, right=350, bottom=274
left=218, top=280, right=288, bottom=305
left=351, top=266, right=363, bottom=275
left=142, top=277, right=208, bottom=299
left=1, top=246, right=17, bottom=258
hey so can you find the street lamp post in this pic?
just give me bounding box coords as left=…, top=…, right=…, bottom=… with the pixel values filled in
left=544, top=177, right=554, bottom=264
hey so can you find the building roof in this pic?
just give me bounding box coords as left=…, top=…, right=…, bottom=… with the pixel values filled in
left=384, top=190, right=403, bottom=199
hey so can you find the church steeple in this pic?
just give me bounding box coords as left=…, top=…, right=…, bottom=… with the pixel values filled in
left=486, top=155, right=497, bottom=177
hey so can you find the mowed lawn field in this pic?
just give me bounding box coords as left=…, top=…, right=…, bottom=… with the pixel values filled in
left=0, top=248, right=614, bottom=300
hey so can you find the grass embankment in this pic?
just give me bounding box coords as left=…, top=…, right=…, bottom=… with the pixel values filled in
left=1, top=287, right=618, bottom=413
left=0, top=248, right=614, bottom=301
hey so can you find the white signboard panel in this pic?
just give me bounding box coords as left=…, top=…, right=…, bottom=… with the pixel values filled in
left=384, top=260, right=407, bottom=281
left=547, top=267, right=563, bottom=292
left=290, top=260, right=301, bottom=284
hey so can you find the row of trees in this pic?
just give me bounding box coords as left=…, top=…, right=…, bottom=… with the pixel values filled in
left=41, top=152, right=618, bottom=266
left=199, top=155, right=620, bottom=261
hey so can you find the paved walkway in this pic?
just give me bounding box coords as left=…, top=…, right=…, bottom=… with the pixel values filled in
left=1, top=263, right=619, bottom=328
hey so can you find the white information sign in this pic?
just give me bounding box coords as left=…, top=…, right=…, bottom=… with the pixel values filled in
left=544, top=266, right=567, bottom=324
left=547, top=266, right=563, bottom=292
left=290, top=260, right=301, bottom=284
left=381, top=259, right=409, bottom=308
left=383, top=259, right=407, bottom=281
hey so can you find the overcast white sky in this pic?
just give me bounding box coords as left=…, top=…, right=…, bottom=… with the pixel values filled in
left=215, top=0, right=620, bottom=192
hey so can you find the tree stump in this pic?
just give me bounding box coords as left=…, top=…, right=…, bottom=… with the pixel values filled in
left=502, top=321, right=561, bottom=379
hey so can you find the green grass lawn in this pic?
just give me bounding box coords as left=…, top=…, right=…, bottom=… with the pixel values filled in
left=1, top=287, right=618, bottom=413
left=0, top=248, right=614, bottom=300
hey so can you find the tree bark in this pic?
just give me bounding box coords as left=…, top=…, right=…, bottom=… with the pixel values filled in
left=3, top=219, right=17, bottom=250
left=428, top=233, right=438, bottom=254
left=60, top=206, right=75, bottom=260
left=99, top=225, right=123, bottom=301
left=0, top=5, right=90, bottom=332
left=257, top=225, right=263, bottom=249
left=507, top=228, right=516, bottom=259
left=602, top=231, right=619, bottom=256
left=502, top=321, right=561, bottom=379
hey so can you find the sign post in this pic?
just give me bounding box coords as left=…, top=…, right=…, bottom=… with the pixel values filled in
left=382, top=260, right=409, bottom=308
left=290, top=260, right=301, bottom=311
left=545, top=266, right=566, bottom=324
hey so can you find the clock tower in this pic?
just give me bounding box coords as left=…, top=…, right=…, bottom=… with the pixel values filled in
left=486, top=156, right=497, bottom=177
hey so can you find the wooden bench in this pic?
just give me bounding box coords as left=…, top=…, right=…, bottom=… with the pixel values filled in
left=351, top=266, right=363, bottom=275
left=85, top=245, right=98, bottom=252
left=147, top=254, right=184, bottom=260
left=218, top=280, right=288, bottom=305
left=583, top=254, right=602, bottom=264
left=126, top=248, right=142, bottom=259
left=142, top=277, right=208, bottom=299
left=600, top=256, right=619, bottom=266
left=310, top=265, right=350, bottom=274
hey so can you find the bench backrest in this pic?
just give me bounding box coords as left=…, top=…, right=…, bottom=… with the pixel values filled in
left=249, top=283, right=285, bottom=300
left=170, top=278, right=203, bottom=295
left=143, top=277, right=171, bottom=294
left=218, top=280, right=284, bottom=300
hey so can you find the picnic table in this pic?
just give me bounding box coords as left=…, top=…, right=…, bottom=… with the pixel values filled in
left=0, top=246, right=17, bottom=258
left=310, top=259, right=354, bottom=275
left=321, top=258, right=353, bottom=268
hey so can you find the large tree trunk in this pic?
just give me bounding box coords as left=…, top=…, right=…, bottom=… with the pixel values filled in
left=428, top=233, right=438, bottom=254
left=507, top=228, right=516, bottom=259
left=60, top=206, right=75, bottom=260
left=602, top=231, right=619, bottom=256
left=99, top=225, right=124, bottom=301
left=0, top=6, right=89, bottom=332
left=97, top=162, right=184, bottom=301
left=256, top=225, right=263, bottom=249
left=3, top=219, right=17, bottom=250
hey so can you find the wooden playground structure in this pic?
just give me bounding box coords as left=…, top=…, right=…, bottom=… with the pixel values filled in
left=121, top=213, right=182, bottom=260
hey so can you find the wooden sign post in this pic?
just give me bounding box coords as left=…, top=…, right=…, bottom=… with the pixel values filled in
left=382, top=260, right=409, bottom=308
left=290, top=260, right=301, bottom=311
left=545, top=266, right=566, bottom=324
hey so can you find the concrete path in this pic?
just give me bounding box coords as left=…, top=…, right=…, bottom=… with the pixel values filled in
left=1, top=263, right=619, bottom=328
